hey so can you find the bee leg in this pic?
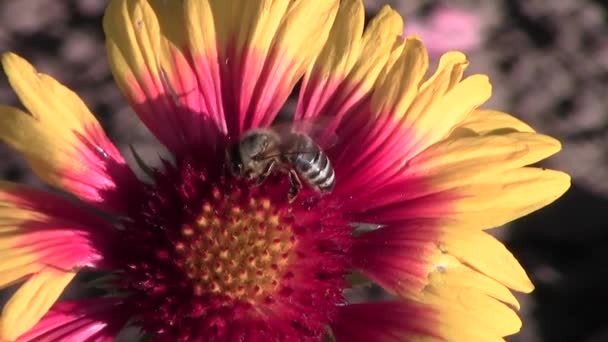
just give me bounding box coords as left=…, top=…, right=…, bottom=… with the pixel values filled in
left=254, top=161, right=276, bottom=186
left=287, top=170, right=302, bottom=203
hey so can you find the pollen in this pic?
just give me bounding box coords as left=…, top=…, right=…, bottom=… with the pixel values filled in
left=176, top=189, right=295, bottom=303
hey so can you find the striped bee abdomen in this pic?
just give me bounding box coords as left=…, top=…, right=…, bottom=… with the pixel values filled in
left=288, top=133, right=335, bottom=193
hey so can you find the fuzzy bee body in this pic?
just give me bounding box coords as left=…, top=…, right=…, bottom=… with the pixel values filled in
left=226, top=127, right=335, bottom=201
left=284, top=132, right=335, bottom=193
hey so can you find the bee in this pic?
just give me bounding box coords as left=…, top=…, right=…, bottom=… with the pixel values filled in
left=226, top=122, right=336, bottom=202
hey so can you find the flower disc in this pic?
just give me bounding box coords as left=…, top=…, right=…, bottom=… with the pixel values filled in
left=117, top=159, right=351, bottom=341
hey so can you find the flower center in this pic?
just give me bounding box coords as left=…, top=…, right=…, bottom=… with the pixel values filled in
left=176, top=188, right=294, bottom=303
left=119, top=160, right=352, bottom=341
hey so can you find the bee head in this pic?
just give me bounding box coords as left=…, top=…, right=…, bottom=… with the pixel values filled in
left=239, top=133, right=271, bottom=160
left=227, top=130, right=276, bottom=180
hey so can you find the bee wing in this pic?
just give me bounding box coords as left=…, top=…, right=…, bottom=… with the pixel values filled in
left=270, top=116, right=339, bottom=151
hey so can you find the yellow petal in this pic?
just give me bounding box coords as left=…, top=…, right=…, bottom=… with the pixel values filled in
left=0, top=105, right=62, bottom=180
left=452, top=109, right=535, bottom=137
left=407, top=132, right=563, bottom=191
left=0, top=247, right=39, bottom=288
left=104, top=0, right=165, bottom=85
left=0, top=181, right=108, bottom=294
left=0, top=268, right=76, bottom=341
left=420, top=51, right=469, bottom=95
left=306, top=0, right=364, bottom=80
left=352, top=5, right=404, bottom=89
left=2, top=53, right=94, bottom=130
left=399, top=51, right=468, bottom=132
left=360, top=5, right=404, bottom=87
left=297, top=3, right=402, bottom=121
left=450, top=168, right=571, bottom=230
left=406, top=74, right=492, bottom=157
left=232, top=1, right=292, bottom=61
left=184, top=0, right=218, bottom=58
left=106, top=0, right=221, bottom=154
left=413, top=290, right=518, bottom=341
left=183, top=0, right=229, bottom=134
left=147, top=0, right=186, bottom=47
left=186, top=0, right=340, bottom=132
left=104, top=0, right=187, bottom=111
left=370, top=36, right=428, bottom=118
left=268, top=0, right=339, bottom=66
left=0, top=54, right=131, bottom=209
left=427, top=253, right=520, bottom=310
left=439, top=229, right=533, bottom=292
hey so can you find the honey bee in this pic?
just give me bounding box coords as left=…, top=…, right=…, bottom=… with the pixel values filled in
left=226, top=122, right=336, bottom=202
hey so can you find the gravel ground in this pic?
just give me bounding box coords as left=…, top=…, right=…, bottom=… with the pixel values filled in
left=1, top=0, right=607, bottom=341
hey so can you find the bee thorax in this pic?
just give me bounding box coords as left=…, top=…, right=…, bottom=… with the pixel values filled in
left=227, top=128, right=335, bottom=200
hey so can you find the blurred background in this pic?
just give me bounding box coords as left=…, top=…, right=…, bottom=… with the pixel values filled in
left=1, top=0, right=607, bottom=341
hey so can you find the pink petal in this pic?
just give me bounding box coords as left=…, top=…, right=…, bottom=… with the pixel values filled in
left=16, top=299, right=128, bottom=342
left=351, top=222, right=441, bottom=294
left=331, top=115, right=421, bottom=202
left=331, top=301, right=441, bottom=342
left=123, top=51, right=225, bottom=159
left=68, top=123, right=144, bottom=214
left=1, top=182, right=116, bottom=271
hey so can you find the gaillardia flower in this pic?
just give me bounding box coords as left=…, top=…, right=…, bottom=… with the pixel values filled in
left=0, top=1, right=569, bottom=341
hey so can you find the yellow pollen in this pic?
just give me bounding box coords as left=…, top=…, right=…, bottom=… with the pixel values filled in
left=182, top=226, right=194, bottom=236
left=177, top=192, right=295, bottom=303
left=197, top=217, right=208, bottom=226
left=268, top=214, right=280, bottom=227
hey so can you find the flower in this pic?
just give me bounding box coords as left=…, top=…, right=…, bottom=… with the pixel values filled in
left=0, top=0, right=570, bottom=341
left=403, top=6, right=483, bottom=57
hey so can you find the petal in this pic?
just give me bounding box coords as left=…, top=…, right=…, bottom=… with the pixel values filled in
left=345, top=130, right=570, bottom=341
left=186, top=0, right=339, bottom=135
left=331, top=301, right=440, bottom=342
left=403, top=72, right=492, bottom=159
left=424, top=253, right=520, bottom=310
left=351, top=225, right=525, bottom=340
left=296, top=3, right=403, bottom=127
left=104, top=0, right=222, bottom=157
left=331, top=37, right=426, bottom=194
left=15, top=299, right=128, bottom=342
left=0, top=182, right=111, bottom=286
left=0, top=268, right=76, bottom=341
left=351, top=224, right=520, bottom=305
left=345, top=167, right=568, bottom=321
left=333, top=51, right=485, bottom=196
left=182, top=0, right=225, bottom=137
left=0, top=182, right=115, bottom=340
left=369, top=36, right=429, bottom=122
left=351, top=223, right=441, bottom=295
left=398, top=133, right=562, bottom=203
left=0, top=53, right=139, bottom=213
left=301, top=0, right=366, bottom=92
left=332, top=301, right=509, bottom=342
left=450, top=109, right=535, bottom=137
left=333, top=115, right=415, bottom=197
left=350, top=132, right=570, bottom=228
left=370, top=49, right=475, bottom=157
left=440, top=168, right=570, bottom=230
left=438, top=229, right=533, bottom=293
left=414, top=288, right=522, bottom=340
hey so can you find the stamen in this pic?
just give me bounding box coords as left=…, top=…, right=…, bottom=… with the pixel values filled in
left=177, top=189, right=295, bottom=303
